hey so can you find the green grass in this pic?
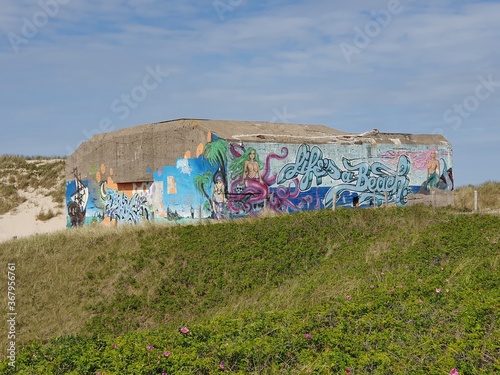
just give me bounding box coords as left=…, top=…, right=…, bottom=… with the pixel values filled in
left=1, top=206, right=499, bottom=374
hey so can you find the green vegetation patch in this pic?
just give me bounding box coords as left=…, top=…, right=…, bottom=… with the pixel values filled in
left=1, top=206, right=499, bottom=374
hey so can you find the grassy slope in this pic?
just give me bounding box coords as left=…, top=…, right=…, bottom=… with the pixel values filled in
left=1, top=206, right=499, bottom=374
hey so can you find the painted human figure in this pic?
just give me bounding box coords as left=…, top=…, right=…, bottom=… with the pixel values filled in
left=243, top=148, right=263, bottom=184
left=426, top=150, right=441, bottom=189
left=67, top=201, right=85, bottom=227
left=228, top=146, right=269, bottom=214
left=212, top=175, right=227, bottom=219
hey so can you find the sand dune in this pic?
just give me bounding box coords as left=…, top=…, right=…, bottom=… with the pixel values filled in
left=0, top=190, right=66, bottom=243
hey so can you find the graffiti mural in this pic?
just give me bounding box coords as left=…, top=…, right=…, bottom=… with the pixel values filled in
left=100, top=184, right=151, bottom=224
left=417, top=149, right=454, bottom=194
left=193, top=137, right=230, bottom=219
left=227, top=145, right=269, bottom=215
left=225, top=142, right=453, bottom=212
left=377, top=148, right=453, bottom=195
left=66, top=168, right=88, bottom=227
left=325, top=154, right=411, bottom=207
left=95, top=164, right=153, bottom=224
left=67, top=137, right=454, bottom=226
left=275, top=144, right=411, bottom=207
left=211, top=172, right=229, bottom=219
left=66, top=163, right=155, bottom=226
left=156, top=158, right=206, bottom=220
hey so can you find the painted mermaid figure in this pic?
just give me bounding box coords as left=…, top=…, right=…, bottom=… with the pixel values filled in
left=229, top=147, right=267, bottom=214
left=245, top=150, right=264, bottom=185
left=426, top=150, right=440, bottom=189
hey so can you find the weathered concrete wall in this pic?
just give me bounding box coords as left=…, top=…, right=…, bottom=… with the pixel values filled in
left=407, top=189, right=455, bottom=207
left=66, top=120, right=209, bottom=183
left=66, top=131, right=454, bottom=227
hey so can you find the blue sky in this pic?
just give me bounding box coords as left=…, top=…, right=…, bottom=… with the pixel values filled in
left=1, top=0, right=499, bottom=187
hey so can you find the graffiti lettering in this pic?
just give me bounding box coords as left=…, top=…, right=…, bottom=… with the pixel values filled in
left=324, top=155, right=411, bottom=207
left=279, top=145, right=411, bottom=207
left=102, top=187, right=151, bottom=224
left=277, top=144, right=349, bottom=191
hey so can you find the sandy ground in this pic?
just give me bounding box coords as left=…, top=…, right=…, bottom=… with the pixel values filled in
left=0, top=190, right=66, bottom=243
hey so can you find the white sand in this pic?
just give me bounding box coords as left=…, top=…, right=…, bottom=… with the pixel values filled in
left=0, top=190, right=66, bottom=243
